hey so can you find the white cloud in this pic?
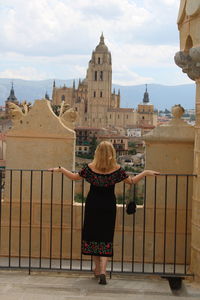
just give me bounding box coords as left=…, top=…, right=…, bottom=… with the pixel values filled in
left=0, top=67, right=49, bottom=80
left=0, top=0, right=187, bottom=85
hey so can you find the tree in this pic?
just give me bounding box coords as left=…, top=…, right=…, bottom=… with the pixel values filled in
left=89, top=136, right=98, bottom=157
left=128, top=141, right=137, bottom=155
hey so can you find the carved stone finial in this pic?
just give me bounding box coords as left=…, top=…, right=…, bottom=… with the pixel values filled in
left=171, top=104, right=185, bottom=119
left=174, top=49, right=200, bottom=81
left=7, top=101, right=30, bottom=123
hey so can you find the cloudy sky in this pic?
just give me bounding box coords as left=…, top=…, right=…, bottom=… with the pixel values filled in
left=0, top=0, right=192, bottom=86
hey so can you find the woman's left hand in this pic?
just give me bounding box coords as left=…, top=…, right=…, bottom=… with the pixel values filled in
left=48, top=167, right=61, bottom=172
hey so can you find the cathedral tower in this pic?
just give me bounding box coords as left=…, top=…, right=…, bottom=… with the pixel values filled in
left=86, top=33, right=112, bottom=126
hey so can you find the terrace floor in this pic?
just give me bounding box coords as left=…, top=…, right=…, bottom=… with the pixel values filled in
left=0, top=270, right=200, bottom=300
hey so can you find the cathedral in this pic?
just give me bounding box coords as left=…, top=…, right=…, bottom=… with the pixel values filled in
left=52, top=34, right=157, bottom=132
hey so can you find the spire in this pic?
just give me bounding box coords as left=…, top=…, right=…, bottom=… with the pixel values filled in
left=45, top=91, right=50, bottom=100
left=95, top=33, right=108, bottom=53
left=53, top=80, right=56, bottom=88
left=118, top=89, right=120, bottom=96
left=100, top=32, right=105, bottom=45
left=113, top=88, right=115, bottom=94
left=73, top=79, right=75, bottom=89
left=7, top=82, right=18, bottom=103
left=143, top=84, right=150, bottom=104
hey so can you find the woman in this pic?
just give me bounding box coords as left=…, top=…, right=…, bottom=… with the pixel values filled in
left=49, top=141, right=159, bottom=284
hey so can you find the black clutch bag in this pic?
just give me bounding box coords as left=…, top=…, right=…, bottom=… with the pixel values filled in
left=126, top=184, right=137, bottom=215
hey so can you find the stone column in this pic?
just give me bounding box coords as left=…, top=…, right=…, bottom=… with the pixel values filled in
left=175, top=46, right=200, bottom=279
left=191, top=79, right=200, bottom=278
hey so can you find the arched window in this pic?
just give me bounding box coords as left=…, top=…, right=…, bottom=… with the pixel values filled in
left=94, top=91, right=96, bottom=97
left=100, top=91, right=103, bottom=97
left=98, top=57, right=101, bottom=64
left=100, top=71, right=103, bottom=81
left=61, top=95, right=65, bottom=101
left=94, top=71, right=97, bottom=81
left=185, top=35, right=193, bottom=52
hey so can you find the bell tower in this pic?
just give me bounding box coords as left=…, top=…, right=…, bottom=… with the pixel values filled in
left=86, top=34, right=112, bottom=126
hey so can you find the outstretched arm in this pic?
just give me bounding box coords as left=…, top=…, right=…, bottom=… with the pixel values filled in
left=48, top=167, right=81, bottom=181
left=124, top=170, right=160, bottom=185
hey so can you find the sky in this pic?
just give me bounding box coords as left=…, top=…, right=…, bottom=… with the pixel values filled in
left=0, top=0, right=193, bottom=86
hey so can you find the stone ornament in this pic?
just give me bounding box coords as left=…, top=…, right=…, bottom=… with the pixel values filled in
left=174, top=49, right=200, bottom=81
left=186, top=0, right=200, bottom=17
left=7, top=101, right=30, bottom=122
left=171, top=104, right=185, bottom=119
left=61, top=108, right=78, bottom=123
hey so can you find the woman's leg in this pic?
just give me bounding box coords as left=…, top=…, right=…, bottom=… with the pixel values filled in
left=100, top=256, right=108, bottom=274
left=93, top=256, right=100, bottom=276
left=99, top=256, right=108, bottom=284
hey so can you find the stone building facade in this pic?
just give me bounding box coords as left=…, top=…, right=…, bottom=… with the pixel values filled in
left=52, top=34, right=157, bottom=132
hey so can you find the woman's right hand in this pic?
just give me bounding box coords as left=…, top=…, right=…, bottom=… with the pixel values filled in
left=144, top=170, right=160, bottom=176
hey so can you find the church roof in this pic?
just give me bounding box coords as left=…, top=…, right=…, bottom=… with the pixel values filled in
left=6, top=83, right=18, bottom=103
left=95, top=33, right=109, bottom=53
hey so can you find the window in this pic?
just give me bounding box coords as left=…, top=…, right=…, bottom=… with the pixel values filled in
left=100, top=91, right=103, bottom=97
left=94, top=91, right=96, bottom=97
left=94, top=71, right=97, bottom=81
left=100, top=71, right=103, bottom=81
left=118, top=114, right=120, bottom=119
left=127, top=115, right=128, bottom=119
left=84, top=147, right=87, bottom=151
left=110, top=114, right=111, bottom=119
left=85, top=117, right=87, bottom=121
left=98, top=57, right=101, bottom=64
left=61, top=95, right=65, bottom=101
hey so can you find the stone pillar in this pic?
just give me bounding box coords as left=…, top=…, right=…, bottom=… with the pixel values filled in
left=5, top=99, right=76, bottom=203
left=144, top=106, right=194, bottom=265
left=175, top=0, right=200, bottom=280
left=191, top=79, right=200, bottom=278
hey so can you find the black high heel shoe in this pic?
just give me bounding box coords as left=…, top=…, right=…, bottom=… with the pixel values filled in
left=99, top=274, right=107, bottom=285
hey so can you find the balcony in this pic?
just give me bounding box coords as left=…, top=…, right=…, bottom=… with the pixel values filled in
left=0, top=169, right=195, bottom=280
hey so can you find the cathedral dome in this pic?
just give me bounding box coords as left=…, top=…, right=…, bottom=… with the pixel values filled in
left=95, top=33, right=109, bottom=53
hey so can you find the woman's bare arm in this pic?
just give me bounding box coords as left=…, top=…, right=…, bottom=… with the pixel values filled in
left=124, top=170, right=160, bottom=185
left=48, top=167, right=82, bottom=181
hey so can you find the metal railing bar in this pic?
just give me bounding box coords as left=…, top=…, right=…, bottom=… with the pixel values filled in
left=28, top=170, right=33, bottom=275
left=184, top=176, right=189, bottom=274
left=80, top=179, right=84, bottom=271
left=59, top=173, right=64, bottom=269
left=173, top=175, right=178, bottom=274
left=70, top=181, right=74, bottom=270
left=131, top=184, right=136, bottom=272
left=19, top=171, right=23, bottom=267
left=121, top=182, right=125, bottom=272
left=39, top=171, right=43, bottom=268
left=163, top=175, right=168, bottom=274
left=153, top=176, right=157, bottom=273
left=142, top=177, right=147, bottom=273
left=8, top=170, right=12, bottom=268
left=49, top=172, right=54, bottom=269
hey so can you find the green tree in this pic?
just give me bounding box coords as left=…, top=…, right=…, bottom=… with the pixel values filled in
left=89, top=136, right=98, bottom=157
left=128, top=141, right=136, bottom=155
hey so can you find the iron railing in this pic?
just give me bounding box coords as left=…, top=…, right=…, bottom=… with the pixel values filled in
left=0, top=169, right=195, bottom=278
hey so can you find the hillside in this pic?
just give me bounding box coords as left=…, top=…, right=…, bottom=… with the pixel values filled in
left=0, top=78, right=195, bottom=110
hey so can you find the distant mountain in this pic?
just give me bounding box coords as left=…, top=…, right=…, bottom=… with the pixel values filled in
left=0, top=78, right=195, bottom=110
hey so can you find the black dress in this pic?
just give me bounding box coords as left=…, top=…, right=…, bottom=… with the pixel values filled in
left=78, top=165, right=128, bottom=257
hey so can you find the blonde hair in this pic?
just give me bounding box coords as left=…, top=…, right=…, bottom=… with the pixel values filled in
left=93, top=141, right=117, bottom=173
